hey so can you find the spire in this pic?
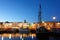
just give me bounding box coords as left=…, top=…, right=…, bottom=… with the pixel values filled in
left=38, top=4, right=42, bottom=23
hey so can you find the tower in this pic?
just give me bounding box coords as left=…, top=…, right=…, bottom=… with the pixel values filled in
left=24, top=20, right=26, bottom=23
left=38, top=4, right=42, bottom=23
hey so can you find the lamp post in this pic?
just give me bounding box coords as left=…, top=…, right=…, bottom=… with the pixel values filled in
left=52, top=17, right=56, bottom=28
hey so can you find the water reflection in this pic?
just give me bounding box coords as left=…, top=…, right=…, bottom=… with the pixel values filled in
left=0, top=33, right=37, bottom=40
left=9, top=34, right=11, bottom=39
left=2, top=36, right=3, bottom=40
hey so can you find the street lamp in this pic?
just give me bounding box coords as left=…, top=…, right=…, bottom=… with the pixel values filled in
left=52, top=16, right=56, bottom=28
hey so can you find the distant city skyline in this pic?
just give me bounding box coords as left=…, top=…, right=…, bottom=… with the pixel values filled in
left=0, top=0, right=60, bottom=23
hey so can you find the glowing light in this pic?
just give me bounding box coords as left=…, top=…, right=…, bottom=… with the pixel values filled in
left=47, top=27, right=51, bottom=30
left=44, top=23, right=47, bottom=26
left=9, top=34, right=11, bottom=39
left=52, top=17, right=56, bottom=20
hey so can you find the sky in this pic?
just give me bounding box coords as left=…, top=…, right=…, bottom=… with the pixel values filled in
left=0, top=0, right=60, bottom=23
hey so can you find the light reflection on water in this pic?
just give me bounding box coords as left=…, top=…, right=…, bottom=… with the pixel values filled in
left=0, top=33, right=37, bottom=40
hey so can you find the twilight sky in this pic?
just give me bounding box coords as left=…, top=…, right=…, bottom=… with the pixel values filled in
left=0, top=0, right=60, bottom=23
